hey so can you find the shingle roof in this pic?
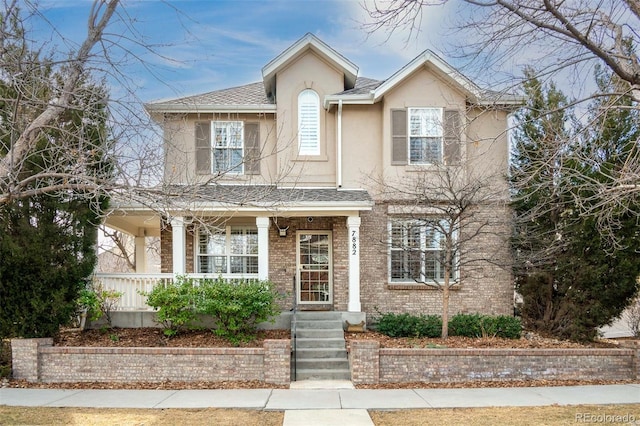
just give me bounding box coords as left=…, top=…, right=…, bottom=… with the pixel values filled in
left=336, top=77, right=383, bottom=95
left=148, top=82, right=273, bottom=109
left=147, top=77, right=385, bottom=111
left=163, top=185, right=373, bottom=207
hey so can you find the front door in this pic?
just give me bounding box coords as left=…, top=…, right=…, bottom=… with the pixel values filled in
left=297, top=231, right=332, bottom=305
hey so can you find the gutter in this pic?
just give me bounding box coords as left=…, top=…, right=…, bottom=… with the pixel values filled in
left=144, top=103, right=277, bottom=114
left=337, top=99, right=343, bottom=188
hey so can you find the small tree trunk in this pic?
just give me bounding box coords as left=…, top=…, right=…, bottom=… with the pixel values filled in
left=442, top=278, right=450, bottom=338
left=441, top=241, right=453, bottom=338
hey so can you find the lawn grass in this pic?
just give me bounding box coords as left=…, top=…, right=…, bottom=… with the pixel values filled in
left=1, top=404, right=638, bottom=425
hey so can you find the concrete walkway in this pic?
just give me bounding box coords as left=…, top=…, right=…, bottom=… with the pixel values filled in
left=1, top=382, right=639, bottom=426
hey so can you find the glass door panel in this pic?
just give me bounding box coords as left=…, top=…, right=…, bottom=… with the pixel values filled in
left=297, top=232, right=332, bottom=304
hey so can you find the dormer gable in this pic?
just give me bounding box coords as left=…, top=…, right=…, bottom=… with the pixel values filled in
left=261, top=33, right=358, bottom=100
left=324, top=49, right=522, bottom=109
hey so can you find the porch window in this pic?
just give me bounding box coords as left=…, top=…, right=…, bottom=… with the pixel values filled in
left=197, top=226, right=258, bottom=275
left=389, top=219, right=456, bottom=283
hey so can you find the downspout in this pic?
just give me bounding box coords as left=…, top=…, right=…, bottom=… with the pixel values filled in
left=337, top=99, right=343, bottom=188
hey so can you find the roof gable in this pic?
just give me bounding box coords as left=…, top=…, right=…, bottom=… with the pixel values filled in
left=325, top=50, right=522, bottom=108
left=261, top=33, right=358, bottom=98
left=372, top=50, right=482, bottom=102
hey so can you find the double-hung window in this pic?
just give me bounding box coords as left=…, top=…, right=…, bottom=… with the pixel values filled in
left=195, top=121, right=261, bottom=176
left=389, top=219, right=456, bottom=283
left=391, top=108, right=460, bottom=166
left=298, top=89, right=320, bottom=155
left=197, top=226, right=258, bottom=275
left=211, top=121, right=244, bottom=174
left=409, top=107, right=443, bottom=164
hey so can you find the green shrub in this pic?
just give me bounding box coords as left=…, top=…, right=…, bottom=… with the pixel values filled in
left=449, top=314, right=522, bottom=339
left=0, top=339, right=10, bottom=378
left=77, top=288, right=101, bottom=322
left=494, top=315, right=522, bottom=339
left=198, top=278, right=282, bottom=345
left=375, top=312, right=442, bottom=338
left=448, top=314, right=484, bottom=337
left=143, top=276, right=198, bottom=337
left=77, top=281, right=123, bottom=327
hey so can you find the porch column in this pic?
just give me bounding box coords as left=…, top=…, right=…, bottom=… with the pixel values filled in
left=134, top=235, right=147, bottom=273
left=170, top=217, right=186, bottom=275
left=256, top=217, right=270, bottom=280
left=347, top=215, right=362, bottom=312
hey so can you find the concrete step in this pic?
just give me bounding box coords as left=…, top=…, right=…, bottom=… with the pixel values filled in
left=297, top=358, right=349, bottom=370
left=295, top=328, right=344, bottom=339
left=296, top=348, right=348, bottom=359
left=294, top=319, right=343, bottom=330
left=294, top=312, right=343, bottom=321
left=296, top=368, right=351, bottom=381
left=295, top=337, right=346, bottom=349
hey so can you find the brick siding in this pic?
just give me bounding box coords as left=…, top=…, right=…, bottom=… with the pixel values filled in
left=359, top=202, right=514, bottom=318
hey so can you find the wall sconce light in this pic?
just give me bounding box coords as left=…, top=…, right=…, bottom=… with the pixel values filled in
left=273, top=217, right=289, bottom=237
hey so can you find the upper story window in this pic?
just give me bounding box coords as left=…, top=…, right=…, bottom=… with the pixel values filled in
left=298, top=89, right=320, bottom=155
left=195, top=121, right=261, bottom=176
left=389, top=218, right=457, bottom=284
left=391, top=108, right=461, bottom=166
left=409, top=108, right=443, bottom=164
left=197, top=226, right=258, bottom=275
left=212, top=121, right=244, bottom=173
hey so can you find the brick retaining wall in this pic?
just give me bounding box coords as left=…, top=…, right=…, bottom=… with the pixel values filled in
left=13, top=338, right=637, bottom=386
left=350, top=340, right=639, bottom=385
left=12, top=338, right=290, bottom=385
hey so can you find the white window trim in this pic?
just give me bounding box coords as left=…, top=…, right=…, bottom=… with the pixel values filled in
left=296, top=230, right=333, bottom=304
left=196, top=225, right=259, bottom=277
left=298, top=89, right=320, bottom=156
left=388, top=218, right=458, bottom=285
left=408, top=107, right=443, bottom=165
left=211, top=121, right=244, bottom=174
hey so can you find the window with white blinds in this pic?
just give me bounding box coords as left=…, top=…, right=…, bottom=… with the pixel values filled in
left=298, top=89, right=320, bottom=155
left=197, top=226, right=258, bottom=275
left=409, top=107, right=443, bottom=164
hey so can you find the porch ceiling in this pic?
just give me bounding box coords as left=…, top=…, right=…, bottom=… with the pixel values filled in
left=104, top=214, right=162, bottom=237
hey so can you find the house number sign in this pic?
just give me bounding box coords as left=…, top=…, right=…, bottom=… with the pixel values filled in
left=351, top=230, right=358, bottom=256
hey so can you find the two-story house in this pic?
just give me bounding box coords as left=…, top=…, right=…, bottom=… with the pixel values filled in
left=102, top=34, right=519, bottom=324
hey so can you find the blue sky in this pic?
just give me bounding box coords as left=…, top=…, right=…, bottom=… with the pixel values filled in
left=30, top=0, right=460, bottom=103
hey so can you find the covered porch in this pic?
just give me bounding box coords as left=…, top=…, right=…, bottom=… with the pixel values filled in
left=99, top=186, right=373, bottom=315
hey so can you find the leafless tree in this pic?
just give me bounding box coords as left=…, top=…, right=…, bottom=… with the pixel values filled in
left=375, top=164, right=511, bottom=337
left=0, top=0, right=122, bottom=203
left=362, top=0, right=640, bottom=231
left=0, top=1, right=301, bottom=225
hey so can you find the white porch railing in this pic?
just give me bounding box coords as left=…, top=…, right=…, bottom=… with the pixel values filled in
left=94, top=273, right=172, bottom=310
left=93, top=273, right=261, bottom=311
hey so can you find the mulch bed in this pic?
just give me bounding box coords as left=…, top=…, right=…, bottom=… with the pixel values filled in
left=53, top=327, right=291, bottom=348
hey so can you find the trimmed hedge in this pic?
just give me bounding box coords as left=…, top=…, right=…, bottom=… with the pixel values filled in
left=449, top=314, right=522, bottom=339
left=375, top=311, right=522, bottom=339
left=375, top=312, right=442, bottom=338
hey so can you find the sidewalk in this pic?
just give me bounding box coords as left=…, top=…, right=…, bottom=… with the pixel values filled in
left=2, top=382, right=639, bottom=426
